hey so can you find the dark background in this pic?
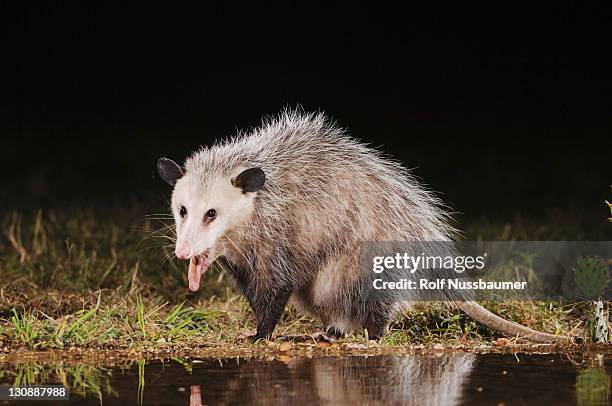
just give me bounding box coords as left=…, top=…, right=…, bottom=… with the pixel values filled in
left=2, top=3, right=611, bottom=224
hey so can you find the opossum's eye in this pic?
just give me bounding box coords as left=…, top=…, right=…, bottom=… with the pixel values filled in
left=179, top=206, right=187, bottom=218
left=204, top=209, right=217, bottom=222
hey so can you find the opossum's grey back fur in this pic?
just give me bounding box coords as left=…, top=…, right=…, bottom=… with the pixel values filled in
left=185, top=110, right=461, bottom=329
left=186, top=110, right=454, bottom=240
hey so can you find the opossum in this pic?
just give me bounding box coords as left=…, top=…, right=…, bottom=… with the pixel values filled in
left=157, top=110, right=574, bottom=344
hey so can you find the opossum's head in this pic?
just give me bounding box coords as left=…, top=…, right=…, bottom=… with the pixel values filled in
left=157, top=157, right=265, bottom=291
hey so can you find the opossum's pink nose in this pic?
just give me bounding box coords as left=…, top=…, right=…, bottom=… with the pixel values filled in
left=176, top=246, right=192, bottom=260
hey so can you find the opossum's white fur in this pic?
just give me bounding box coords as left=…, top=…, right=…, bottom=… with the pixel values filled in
left=172, top=109, right=458, bottom=335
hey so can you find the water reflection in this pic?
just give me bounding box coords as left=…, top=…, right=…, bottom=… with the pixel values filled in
left=576, top=355, right=611, bottom=406
left=189, top=385, right=202, bottom=406
left=0, top=362, right=116, bottom=401
left=293, top=354, right=474, bottom=405
left=1, top=353, right=611, bottom=405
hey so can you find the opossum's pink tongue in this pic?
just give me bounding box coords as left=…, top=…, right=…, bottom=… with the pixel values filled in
left=188, top=253, right=209, bottom=292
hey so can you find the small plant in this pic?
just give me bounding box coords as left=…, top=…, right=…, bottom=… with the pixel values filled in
left=10, top=309, right=39, bottom=348
left=161, top=302, right=219, bottom=342
left=574, top=257, right=610, bottom=301
left=62, top=292, right=101, bottom=345
left=135, top=294, right=147, bottom=339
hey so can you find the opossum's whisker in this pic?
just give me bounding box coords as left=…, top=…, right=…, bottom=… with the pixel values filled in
left=137, top=242, right=175, bottom=255
left=137, top=231, right=176, bottom=248
left=141, top=218, right=175, bottom=223
left=139, top=218, right=175, bottom=223
left=133, top=222, right=176, bottom=235
left=147, top=233, right=177, bottom=241
left=157, top=244, right=172, bottom=258
left=138, top=224, right=175, bottom=235
left=142, top=227, right=176, bottom=239
left=150, top=221, right=176, bottom=230
left=141, top=213, right=174, bottom=221
left=133, top=223, right=174, bottom=232
left=161, top=253, right=173, bottom=266
left=144, top=212, right=174, bottom=216
left=160, top=246, right=179, bottom=266
left=138, top=223, right=176, bottom=237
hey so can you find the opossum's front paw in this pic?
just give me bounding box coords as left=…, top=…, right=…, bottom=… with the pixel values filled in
left=237, top=329, right=272, bottom=343
left=237, top=329, right=257, bottom=341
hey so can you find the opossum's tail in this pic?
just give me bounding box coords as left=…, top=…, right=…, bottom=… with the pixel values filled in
left=457, top=301, right=576, bottom=344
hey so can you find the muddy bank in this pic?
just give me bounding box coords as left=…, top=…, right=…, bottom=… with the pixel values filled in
left=2, top=339, right=612, bottom=365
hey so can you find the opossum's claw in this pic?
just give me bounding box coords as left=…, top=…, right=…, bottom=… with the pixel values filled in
left=237, top=329, right=273, bottom=343
left=237, top=329, right=257, bottom=341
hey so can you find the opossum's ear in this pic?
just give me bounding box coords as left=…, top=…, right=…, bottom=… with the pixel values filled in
left=157, top=157, right=184, bottom=186
left=231, top=167, right=266, bottom=193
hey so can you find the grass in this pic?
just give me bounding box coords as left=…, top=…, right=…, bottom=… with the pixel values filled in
left=10, top=308, right=39, bottom=348
left=0, top=208, right=609, bottom=353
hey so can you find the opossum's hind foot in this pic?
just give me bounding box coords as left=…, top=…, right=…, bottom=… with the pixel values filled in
left=325, top=326, right=345, bottom=340
left=364, top=313, right=391, bottom=341
left=307, top=327, right=344, bottom=343
left=309, top=330, right=336, bottom=343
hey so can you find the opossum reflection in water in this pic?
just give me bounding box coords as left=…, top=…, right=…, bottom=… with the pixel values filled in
left=186, top=354, right=476, bottom=406
left=157, top=110, right=572, bottom=343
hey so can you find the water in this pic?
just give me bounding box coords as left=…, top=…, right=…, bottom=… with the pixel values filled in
left=1, top=353, right=610, bottom=405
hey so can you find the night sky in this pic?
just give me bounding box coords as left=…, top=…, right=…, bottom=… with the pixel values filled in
left=2, top=3, right=611, bottom=221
